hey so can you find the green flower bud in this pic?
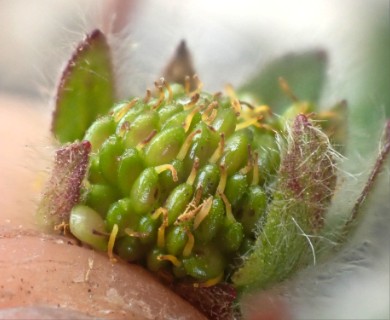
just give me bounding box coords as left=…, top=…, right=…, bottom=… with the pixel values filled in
left=84, top=183, right=120, bottom=218
left=182, top=245, right=226, bottom=280
left=69, top=205, right=107, bottom=251
left=84, top=116, right=116, bottom=153
left=117, top=147, right=144, bottom=196
left=99, top=135, right=124, bottom=186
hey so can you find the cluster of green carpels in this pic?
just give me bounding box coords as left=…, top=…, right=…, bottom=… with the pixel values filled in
left=68, top=79, right=315, bottom=286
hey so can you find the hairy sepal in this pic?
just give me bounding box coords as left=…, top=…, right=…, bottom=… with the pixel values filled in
left=36, top=141, right=91, bottom=230
left=232, top=114, right=337, bottom=291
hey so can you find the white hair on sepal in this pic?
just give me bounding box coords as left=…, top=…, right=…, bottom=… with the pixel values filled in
left=287, top=174, right=389, bottom=320
left=106, top=1, right=186, bottom=99
left=242, top=215, right=389, bottom=319
left=243, top=117, right=389, bottom=319
left=29, top=1, right=108, bottom=102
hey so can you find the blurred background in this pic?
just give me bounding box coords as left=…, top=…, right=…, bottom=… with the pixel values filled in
left=1, top=0, right=388, bottom=109
left=0, top=0, right=388, bottom=151
left=0, top=0, right=388, bottom=319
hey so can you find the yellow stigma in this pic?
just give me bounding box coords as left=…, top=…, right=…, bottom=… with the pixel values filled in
left=114, top=98, right=139, bottom=122
left=108, top=224, right=119, bottom=263
left=136, top=129, right=157, bottom=150
left=152, top=82, right=165, bottom=109
left=152, top=208, right=168, bottom=248
left=177, top=129, right=201, bottom=160
left=184, top=93, right=200, bottom=110
left=279, top=77, right=299, bottom=102
left=125, top=228, right=149, bottom=238
left=160, top=77, right=173, bottom=102
left=183, top=107, right=201, bottom=132
left=193, top=196, right=213, bottom=229
left=157, top=255, right=182, bottom=267
left=186, top=157, right=200, bottom=186
left=216, top=164, right=227, bottom=195
left=219, top=192, right=235, bottom=223
left=193, top=273, right=224, bottom=288
left=182, top=228, right=195, bottom=257
left=154, top=164, right=178, bottom=182
left=209, top=133, right=225, bottom=164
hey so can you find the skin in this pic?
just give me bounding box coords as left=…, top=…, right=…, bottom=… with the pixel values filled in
left=0, top=94, right=205, bottom=320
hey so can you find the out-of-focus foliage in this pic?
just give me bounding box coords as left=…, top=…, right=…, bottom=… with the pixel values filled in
left=238, top=50, right=327, bottom=114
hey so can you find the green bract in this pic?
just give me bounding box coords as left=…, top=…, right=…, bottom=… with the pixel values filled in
left=52, top=30, right=115, bottom=143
